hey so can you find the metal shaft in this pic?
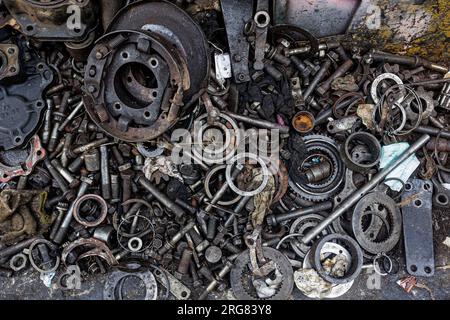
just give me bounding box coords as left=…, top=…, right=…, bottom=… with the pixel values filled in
left=224, top=111, right=289, bottom=133
left=137, top=176, right=185, bottom=218
left=266, top=201, right=333, bottom=226
left=302, top=134, right=431, bottom=244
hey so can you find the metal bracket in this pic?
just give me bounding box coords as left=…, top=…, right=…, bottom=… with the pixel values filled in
left=221, top=0, right=252, bottom=83
left=401, top=179, right=435, bottom=277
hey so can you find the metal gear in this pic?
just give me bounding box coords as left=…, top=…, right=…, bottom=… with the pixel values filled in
left=289, top=134, right=344, bottom=202
left=289, top=213, right=335, bottom=258
left=351, top=192, right=402, bottom=255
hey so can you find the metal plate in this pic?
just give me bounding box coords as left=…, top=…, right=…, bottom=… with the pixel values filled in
left=153, top=267, right=191, bottom=300
left=401, top=179, right=435, bottom=277
left=220, top=0, right=252, bottom=83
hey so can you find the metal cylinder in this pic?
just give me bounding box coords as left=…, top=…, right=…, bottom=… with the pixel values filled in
left=177, top=248, right=193, bottom=275
left=266, top=201, right=333, bottom=226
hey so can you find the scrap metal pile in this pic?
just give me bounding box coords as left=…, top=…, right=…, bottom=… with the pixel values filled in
left=0, top=0, right=448, bottom=300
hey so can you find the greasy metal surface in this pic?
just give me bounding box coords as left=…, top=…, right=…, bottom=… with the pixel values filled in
left=401, top=179, right=435, bottom=277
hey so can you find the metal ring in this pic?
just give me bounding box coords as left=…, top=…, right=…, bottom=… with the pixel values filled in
left=225, top=153, right=270, bottom=197
left=192, top=112, right=240, bottom=165
left=9, top=253, right=27, bottom=272
left=373, top=253, right=392, bottom=276
left=309, top=233, right=363, bottom=285
left=341, top=132, right=381, bottom=173
left=28, top=239, right=60, bottom=274
left=128, top=237, right=143, bottom=252
left=73, top=194, right=108, bottom=228
left=254, top=11, right=270, bottom=29
left=204, top=165, right=241, bottom=206
left=370, top=73, right=405, bottom=104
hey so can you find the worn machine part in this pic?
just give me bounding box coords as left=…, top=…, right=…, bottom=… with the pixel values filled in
left=341, top=132, right=381, bottom=174
left=220, top=0, right=252, bottom=83
left=9, top=253, right=28, bottom=272
left=401, top=179, right=435, bottom=277
left=289, top=213, right=334, bottom=259
left=309, top=234, right=363, bottom=285
left=0, top=43, right=19, bottom=81
left=204, top=165, right=241, bottom=206
left=351, top=192, right=402, bottom=255
left=3, top=0, right=98, bottom=42
left=327, top=116, right=359, bottom=134
left=252, top=0, right=270, bottom=71
left=83, top=30, right=189, bottom=142
left=431, top=176, right=450, bottom=208
left=333, top=169, right=366, bottom=207
left=438, top=72, right=450, bottom=110
left=289, top=135, right=344, bottom=202
left=297, top=242, right=354, bottom=299
left=72, top=194, right=108, bottom=228
left=0, top=136, right=46, bottom=183
left=270, top=24, right=319, bottom=59
left=230, top=247, right=294, bottom=300
left=403, top=87, right=435, bottom=122
left=370, top=73, right=405, bottom=104
left=103, top=269, right=158, bottom=300
left=107, top=0, right=209, bottom=100
left=61, top=238, right=118, bottom=267
left=117, top=213, right=155, bottom=254
left=153, top=267, right=191, bottom=300
left=26, top=238, right=60, bottom=274
left=292, top=111, right=315, bottom=134
left=192, top=112, right=240, bottom=165
left=302, top=134, right=430, bottom=244
left=0, top=50, right=53, bottom=150
left=136, top=142, right=165, bottom=158
left=225, top=153, right=270, bottom=197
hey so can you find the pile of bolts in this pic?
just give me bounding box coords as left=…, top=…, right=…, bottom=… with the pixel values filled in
left=0, top=0, right=449, bottom=300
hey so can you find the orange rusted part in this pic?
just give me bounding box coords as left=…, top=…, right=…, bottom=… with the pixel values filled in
left=292, top=111, right=315, bottom=134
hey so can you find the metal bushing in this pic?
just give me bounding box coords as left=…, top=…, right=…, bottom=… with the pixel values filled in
left=341, top=132, right=381, bottom=173
left=292, top=111, right=315, bottom=134
left=309, top=234, right=363, bottom=285
left=72, top=194, right=108, bottom=228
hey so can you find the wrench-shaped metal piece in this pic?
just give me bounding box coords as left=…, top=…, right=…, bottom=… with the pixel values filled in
left=253, top=0, right=270, bottom=71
